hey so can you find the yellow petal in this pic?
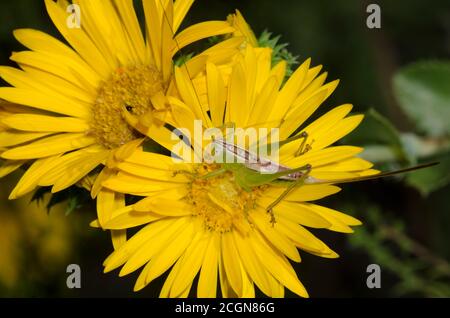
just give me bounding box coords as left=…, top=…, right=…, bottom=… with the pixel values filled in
left=206, top=62, right=226, bottom=127
left=0, top=131, right=52, bottom=148
left=44, top=0, right=111, bottom=77
left=1, top=133, right=95, bottom=160
left=310, top=171, right=362, bottom=180
left=277, top=200, right=350, bottom=231
left=170, top=232, right=209, bottom=297
left=279, top=88, right=328, bottom=139
left=172, top=21, right=235, bottom=56
left=97, top=189, right=125, bottom=228
left=160, top=0, right=174, bottom=82
left=221, top=232, right=243, bottom=296
left=226, top=61, right=248, bottom=127
left=103, top=207, right=161, bottom=230
left=140, top=219, right=195, bottom=287
left=240, top=260, right=255, bottom=298
left=276, top=217, right=337, bottom=257
left=251, top=76, right=280, bottom=126
left=114, top=0, right=147, bottom=64
left=2, top=113, right=89, bottom=133
left=174, top=66, right=211, bottom=126
left=197, top=232, right=220, bottom=298
left=286, top=79, right=339, bottom=119
left=173, top=0, right=194, bottom=32
left=314, top=157, right=373, bottom=172
left=13, top=28, right=100, bottom=89
left=119, top=217, right=188, bottom=277
left=300, top=65, right=323, bottom=91
left=9, top=155, right=60, bottom=199
left=51, top=148, right=106, bottom=192
left=282, top=146, right=363, bottom=168
left=313, top=115, right=364, bottom=150
left=160, top=251, right=195, bottom=298
left=90, top=167, right=114, bottom=199
left=0, top=160, right=26, bottom=178
left=111, top=230, right=127, bottom=250
left=0, top=65, right=95, bottom=104
left=251, top=209, right=302, bottom=261
left=263, top=184, right=341, bottom=202
left=125, top=148, right=186, bottom=170
left=160, top=253, right=185, bottom=298
left=143, top=0, right=163, bottom=70
left=228, top=10, right=258, bottom=47
left=133, top=260, right=153, bottom=292
left=304, top=203, right=362, bottom=227
left=250, top=230, right=309, bottom=297
left=270, top=58, right=311, bottom=119
left=37, top=146, right=102, bottom=186
left=0, top=87, right=90, bottom=118
left=117, top=162, right=189, bottom=183
left=133, top=196, right=191, bottom=216
left=233, top=231, right=273, bottom=297
left=272, top=201, right=332, bottom=229
left=104, top=218, right=176, bottom=272
left=218, top=247, right=238, bottom=298
left=102, top=172, right=185, bottom=195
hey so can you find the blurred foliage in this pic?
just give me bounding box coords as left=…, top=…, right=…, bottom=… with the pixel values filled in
left=392, top=61, right=450, bottom=195
left=393, top=61, right=450, bottom=138
left=0, top=174, right=75, bottom=296
left=349, top=206, right=450, bottom=297
left=0, top=0, right=449, bottom=297
left=345, top=57, right=450, bottom=297
left=346, top=108, right=411, bottom=164
left=406, top=154, right=450, bottom=196
left=346, top=60, right=450, bottom=195
left=31, top=185, right=93, bottom=216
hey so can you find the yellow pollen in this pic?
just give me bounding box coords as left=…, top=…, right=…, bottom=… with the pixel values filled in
left=187, top=164, right=263, bottom=234
left=91, top=65, right=165, bottom=149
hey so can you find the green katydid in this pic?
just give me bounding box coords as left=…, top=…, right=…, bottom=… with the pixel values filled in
left=195, top=126, right=437, bottom=224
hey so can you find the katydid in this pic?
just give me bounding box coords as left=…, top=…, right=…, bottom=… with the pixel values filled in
left=202, top=133, right=438, bottom=224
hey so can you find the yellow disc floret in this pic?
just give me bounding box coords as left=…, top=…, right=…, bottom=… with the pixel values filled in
left=91, top=65, right=165, bottom=149
left=187, top=164, right=263, bottom=234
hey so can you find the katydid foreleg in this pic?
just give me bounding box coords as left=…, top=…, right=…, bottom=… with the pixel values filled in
left=294, top=131, right=314, bottom=157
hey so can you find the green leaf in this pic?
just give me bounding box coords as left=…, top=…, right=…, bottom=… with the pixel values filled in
left=393, top=61, right=450, bottom=137
left=344, top=108, right=411, bottom=164
left=405, top=152, right=450, bottom=195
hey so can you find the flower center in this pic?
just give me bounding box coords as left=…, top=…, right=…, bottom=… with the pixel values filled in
left=91, top=65, right=165, bottom=149
left=187, top=164, right=263, bottom=234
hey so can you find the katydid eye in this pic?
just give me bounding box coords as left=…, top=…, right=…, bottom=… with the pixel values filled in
left=125, top=104, right=134, bottom=112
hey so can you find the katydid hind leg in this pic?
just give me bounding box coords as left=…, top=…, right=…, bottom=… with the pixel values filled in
left=266, top=165, right=312, bottom=225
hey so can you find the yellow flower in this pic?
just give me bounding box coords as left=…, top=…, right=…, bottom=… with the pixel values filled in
left=0, top=0, right=237, bottom=233
left=0, top=0, right=243, bottom=246
left=227, top=10, right=258, bottom=47
left=99, top=46, right=378, bottom=297
left=0, top=101, right=28, bottom=178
